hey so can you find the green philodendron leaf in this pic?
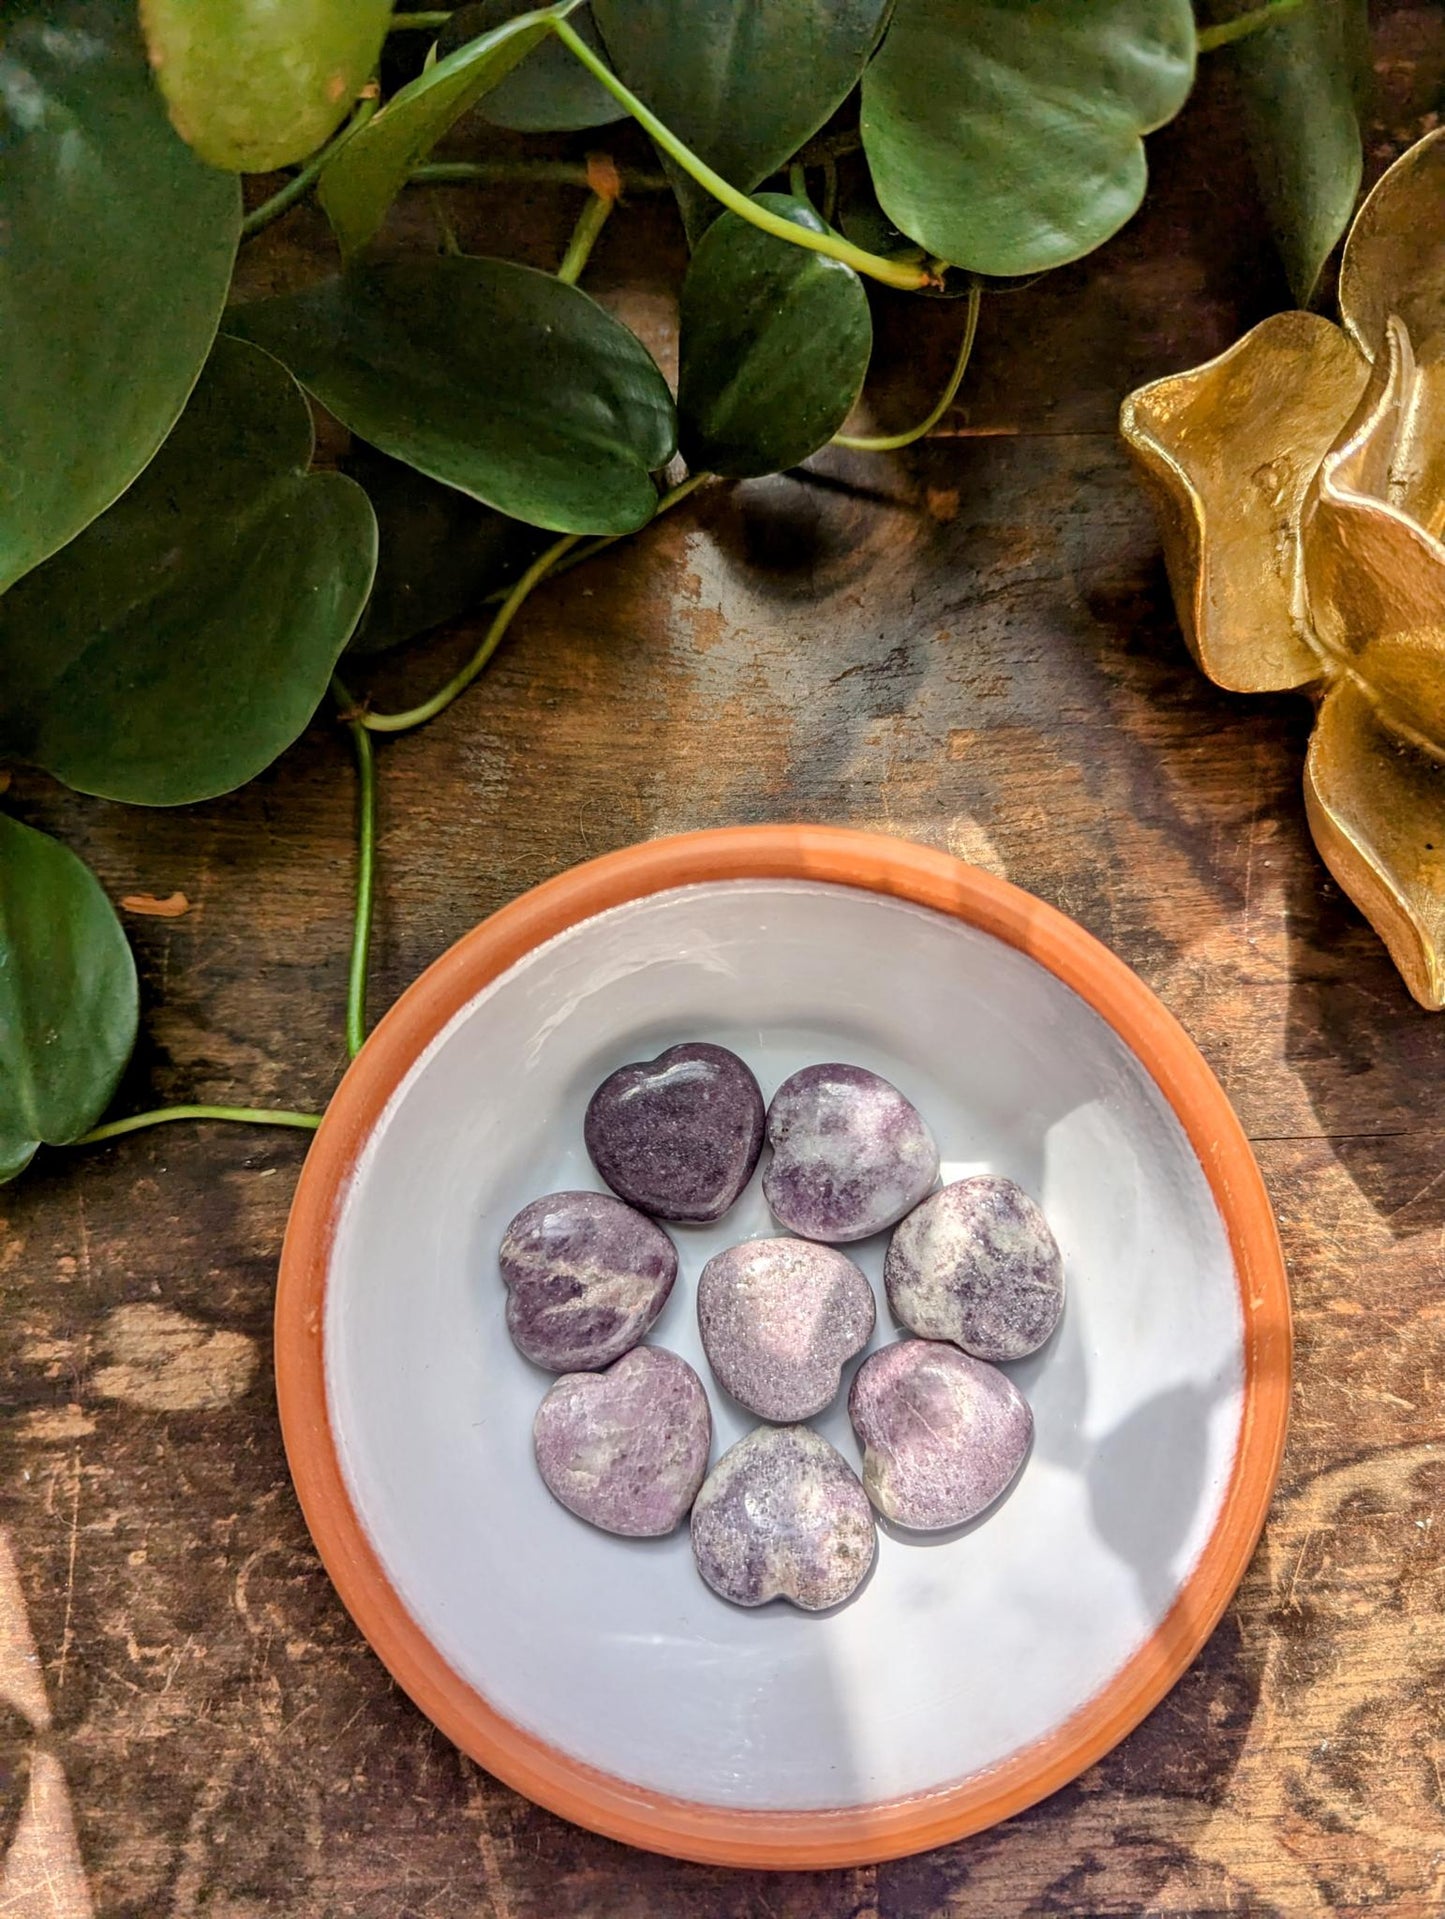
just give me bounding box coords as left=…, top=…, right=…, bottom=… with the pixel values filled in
left=343, top=443, right=549, bottom=656
left=1225, top=0, right=1368, bottom=304
left=0, top=0, right=240, bottom=594
left=860, top=0, right=1197, bottom=274
left=0, top=338, right=377, bottom=807
left=231, top=258, right=677, bottom=536
left=678, top=195, right=873, bottom=478
left=437, top=0, right=624, bottom=131
left=139, top=0, right=392, bottom=171
left=317, top=1, right=577, bottom=256
left=591, top=0, right=890, bottom=192
left=0, top=815, right=139, bottom=1183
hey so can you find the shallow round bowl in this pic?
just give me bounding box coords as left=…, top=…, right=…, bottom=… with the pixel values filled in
left=276, top=826, right=1290, bottom=1868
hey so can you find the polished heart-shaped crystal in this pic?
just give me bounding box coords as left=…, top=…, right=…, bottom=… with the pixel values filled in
left=584, top=1041, right=765, bottom=1222
left=697, top=1237, right=875, bottom=1422
left=763, top=1062, right=938, bottom=1242
left=533, top=1346, right=712, bottom=1537
left=499, top=1190, right=676, bottom=1371
left=886, top=1175, right=1064, bottom=1361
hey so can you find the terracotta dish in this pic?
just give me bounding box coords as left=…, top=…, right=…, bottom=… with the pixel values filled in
left=276, top=827, right=1290, bottom=1868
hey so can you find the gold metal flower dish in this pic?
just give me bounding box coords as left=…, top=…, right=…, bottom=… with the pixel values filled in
left=1121, top=128, right=1445, bottom=1010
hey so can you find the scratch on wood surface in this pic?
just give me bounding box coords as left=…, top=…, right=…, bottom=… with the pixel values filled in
left=54, top=1455, right=80, bottom=1700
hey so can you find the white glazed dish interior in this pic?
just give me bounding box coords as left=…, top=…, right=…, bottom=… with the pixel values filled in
left=325, top=878, right=1245, bottom=1813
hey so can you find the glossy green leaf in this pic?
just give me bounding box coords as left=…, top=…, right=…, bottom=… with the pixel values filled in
left=1225, top=0, right=1367, bottom=304
left=0, top=816, right=139, bottom=1182
left=0, top=339, right=377, bottom=807
left=139, top=0, right=391, bottom=171
left=860, top=0, right=1197, bottom=274
left=437, top=0, right=624, bottom=131
left=0, top=0, right=240, bottom=594
left=232, top=258, right=676, bottom=535
left=343, top=443, right=548, bottom=655
left=318, top=2, right=577, bottom=256
left=679, top=195, right=872, bottom=478
left=591, top=0, right=889, bottom=190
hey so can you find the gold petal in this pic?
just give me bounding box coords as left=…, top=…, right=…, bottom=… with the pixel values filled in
left=1339, top=127, right=1445, bottom=369
left=1120, top=313, right=1367, bottom=693
left=1304, top=315, right=1445, bottom=746
left=1305, top=681, right=1445, bottom=1010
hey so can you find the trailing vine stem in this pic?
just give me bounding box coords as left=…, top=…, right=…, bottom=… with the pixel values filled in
left=389, top=10, right=454, bottom=28
left=241, top=91, right=379, bottom=237
left=1196, top=0, right=1305, bottom=52
left=333, top=678, right=378, bottom=1060
left=556, top=191, right=614, bottom=284
left=834, top=277, right=982, bottom=452
left=74, top=1107, right=322, bottom=1146
left=547, top=17, right=936, bottom=291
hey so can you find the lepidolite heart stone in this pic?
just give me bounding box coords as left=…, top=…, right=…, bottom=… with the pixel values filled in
left=848, top=1339, right=1031, bottom=1530
left=885, top=1175, right=1064, bottom=1361
left=697, top=1237, right=875, bottom=1421
left=690, top=1425, right=875, bottom=1610
left=499, top=1190, right=676, bottom=1371
left=763, top=1063, right=938, bottom=1242
left=533, top=1346, right=711, bottom=1536
left=584, top=1041, right=765, bottom=1222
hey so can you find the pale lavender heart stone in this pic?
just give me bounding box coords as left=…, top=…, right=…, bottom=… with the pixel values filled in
left=499, top=1190, right=677, bottom=1371
left=690, top=1425, right=876, bottom=1610
left=584, top=1042, right=765, bottom=1222
left=532, top=1347, right=712, bottom=1537
left=885, top=1175, right=1064, bottom=1361
left=848, top=1340, right=1032, bottom=1530
left=763, top=1063, right=939, bottom=1243
left=697, top=1237, right=875, bottom=1422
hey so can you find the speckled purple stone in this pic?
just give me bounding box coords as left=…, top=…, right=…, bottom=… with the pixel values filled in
left=763, top=1064, right=939, bottom=1243
left=584, top=1042, right=765, bottom=1222
left=499, top=1191, right=676, bottom=1371
left=690, top=1425, right=876, bottom=1610
left=885, top=1176, right=1064, bottom=1361
left=848, top=1340, right=1032, bottom=1530
left=532, top=1347, right=712, bottom=1537
left=697, top=1238, right=875, bottom=1421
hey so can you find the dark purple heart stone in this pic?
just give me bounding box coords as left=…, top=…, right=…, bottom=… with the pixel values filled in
left=499, top=1190, right=677, bottom=1371
left=533, top=1347, right=712, bottom=1537
left=848, top=1339, right=1032, bottom=1530
left=763, top=1063, right=939, bottom=1243
left=584, top=1041, right=765, bottom=1222
left=885, top=1176, right=1064, bottom=1361
left=690, top=1425, right=876, bottom=1611
left=697, top=1237, right=875, bottom=1422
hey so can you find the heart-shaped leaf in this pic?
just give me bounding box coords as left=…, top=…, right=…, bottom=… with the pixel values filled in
left=318, top=2, right=576, bottom=256
left=591, top=0, right=889, bottom=192
left=437, top=0, right=624, bottom=131
left=343, top=443, right=549, bottom=655
left=679, top=195, right=872, bottom=477
left=0, top=338, right=377, bottom=806
left=138, top=0, right=392, bottom=171
left=0, top=816, right=139, bottom=1182
left=231, top=257, right=677, bottom=535
left=860, top=0, right=1197, bottom=274
left=1224, top=0, right=1368, bottom=304
left=0, top=0, right=240, bottom=594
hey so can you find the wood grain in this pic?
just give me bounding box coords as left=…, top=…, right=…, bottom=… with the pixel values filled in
left=3, top=11, right=1444, bottom=1914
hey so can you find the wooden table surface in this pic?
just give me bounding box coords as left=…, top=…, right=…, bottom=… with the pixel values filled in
left=5, top=13, right=1445, bottom=1916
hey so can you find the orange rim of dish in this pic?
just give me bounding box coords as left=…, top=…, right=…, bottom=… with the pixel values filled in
left=275, top=825, right=1292, bottom=1870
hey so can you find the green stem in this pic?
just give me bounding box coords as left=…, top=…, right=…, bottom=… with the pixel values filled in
left=788, top=161, right=808, bottom=201
left=389, top=9, right=453, bottom=26
left=334, top=678, right=377, bottom=1060
left=547, top=17, right=933, bottom=291
left=75, top=1107, right=321, bottom=1146
left=479, top=472, right=712, bottom=605
left=241, top=92, right=379, bottom=237
left=363, top=533, right=580, bottom=734
left=429, top=189, right=463, bottom=254
left=556, top=191, right=614, bottom=285
left=409, top=159, right=670, bottom=191
left=1196, top=0, right=1305, bottom=52
left=820, top=152, right=839, bottom=228
left=834, top=278, right=981, bottom=452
